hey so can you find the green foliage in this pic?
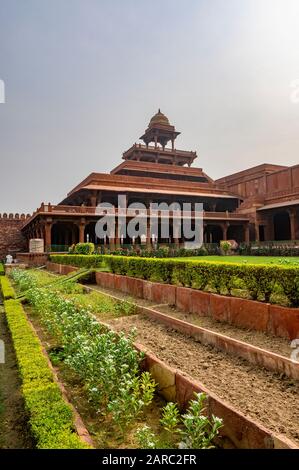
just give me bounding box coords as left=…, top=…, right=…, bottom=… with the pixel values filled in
left=220, top=241, right=232, bottom=255
left=160, top=402, right=180, bottom=434
left=3, top=298, right=88, bottom=449
left=53, top=280, right=85, bottom=295
left=24, top=285, right=154, bottom=431
left=240, top=242, right=299, bottom=257
left=106, top=245, right=215, bottom=258
left=109, top=257, right=299, bottom=307
left=0, top=276, right=15, bottom=299
left=50, top=254, right=299, bottom=306
left=135, top=425, right=158, bottom=449
left=0, top=263, right=4, bottom=276
left=73, top=243, right=95, bottom=255
left=107, top=372, right=156, bottom=432
left=136, top=393, right=223, bottom=449
left=179, top=393, right=223, bottom=449
left=10, top=269, right=36, bottom=292
left=50, top=254, right=106, bottom=269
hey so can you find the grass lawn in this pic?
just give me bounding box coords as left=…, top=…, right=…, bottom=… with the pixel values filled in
left=171, top=255, right=299, bottom=265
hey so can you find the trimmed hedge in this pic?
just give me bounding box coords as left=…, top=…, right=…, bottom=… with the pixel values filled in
left=50, top=254, right=105, bottom=269
left=107, top=257, right=299, bottom=306
left=3, top=283, right=89, bottom=448
left=0, top=276, right=15, bottom=299
left=72, top=243, right=95, bottom=255
left=50, top=254, right=299, bottom=307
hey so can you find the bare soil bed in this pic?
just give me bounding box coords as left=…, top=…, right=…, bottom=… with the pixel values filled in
left=90, top=284, right=292, bottom=358
left=106, top=313, right=299, bottom=446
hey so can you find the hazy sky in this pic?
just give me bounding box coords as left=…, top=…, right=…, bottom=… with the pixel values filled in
left=1, top=0, right=299, bottom=213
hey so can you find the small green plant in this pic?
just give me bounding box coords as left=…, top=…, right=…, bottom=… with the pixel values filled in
left=135, top=425, right=158, bottom=449
left=107, top=372, right=156, bottom=432
left=160, top=402, right=180, bottom=434
left=114, top=299, right=137, bottom=317
left=179, top=393, right=223, bottom=449
left=74, top=243, right=95, bottom=255
left=220, top=241, right=232, bottom=256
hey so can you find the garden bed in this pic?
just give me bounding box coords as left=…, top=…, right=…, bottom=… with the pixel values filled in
left=93, top=271, right=299, bottom=340
left=7, top=267, right=299, bottom=449
left=107, top=313, right=299, bottom=446
left=8, top=268, right=225, bottom=450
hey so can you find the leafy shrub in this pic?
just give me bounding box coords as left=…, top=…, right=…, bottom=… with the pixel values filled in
left=3, top=297, right=88, bottom=449
left=240, top=242, right=299, bottom=257
left=135, top=425, right=158, bottom=449
left=0, top=276, right=15, bottom=299
left=179, top=393, right=222, bottom=449
left=220, top=241, right=232, bottom=255
left=74, top=243, right=95, bottom=255
left=105, top=245, right=212, bottom=258
left=10, top=269, right=36, bottom=292
left=136, top=393, right=223, bottom=449
left=0, top=263, right=4, bottom=276
left=50, top=254, right=105, bottom=269
left=24, top=285, right=155, bottom=431
left=50, top=254, right=299, bottom=306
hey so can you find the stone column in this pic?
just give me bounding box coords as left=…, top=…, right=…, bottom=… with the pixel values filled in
left=115, top=216, right=120, bottom=249
left=255, top=223, right=260, bottom=242
left=146, top=216, right=152, bottom=249
left=90, top=190, right=98, bottom=207
left=244, top=223, right=250, bottom=243
left=45, top=219, right=52, bottom=251
left=222, top=223, right=229, bottom=241
left=79, top=218, right=85, bottom=243
left=289, top=208, right=297, bottom=241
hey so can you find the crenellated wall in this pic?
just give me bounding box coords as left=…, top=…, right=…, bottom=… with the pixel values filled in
left=0, top=213, right=30, bottom=260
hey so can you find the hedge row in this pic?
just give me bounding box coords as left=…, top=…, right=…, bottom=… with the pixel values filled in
left=0, top=276, right=15, bottom=299
left=49, top=254, right=299, bottom=307
left=1, top=279, right=89, bottom=449
left=50, top=254, right=105, bottom=269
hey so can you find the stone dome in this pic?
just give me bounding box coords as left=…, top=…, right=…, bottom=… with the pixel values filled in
left=148, top=109, right=170, bottom=127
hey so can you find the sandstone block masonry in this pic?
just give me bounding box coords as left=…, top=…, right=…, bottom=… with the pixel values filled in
left=0, top=213, right=29, bottom=260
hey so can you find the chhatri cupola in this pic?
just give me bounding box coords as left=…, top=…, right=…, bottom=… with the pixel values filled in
left=140, top=109, right=180, bottom=150
left=121, top=109, right=197, bottom=167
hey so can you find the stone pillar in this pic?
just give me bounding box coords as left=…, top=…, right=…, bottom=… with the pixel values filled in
left=289, top=208, right=297, bottom=241
left=244, top=223, right=250, bottom=243
left=71, top=225, right=77, bottom=245
left=255, top=224, right=260, bottom=242
left=115, top=216, right=120, bottom=249
left=45, top=219, right=52, bottom=251
left=222, top=223, right=229, bottom=241
left=146, top=216, right=152, bottom=249
left=79, top=218, right=85, bottom=243
left=90, top=190, right=98, bottom=207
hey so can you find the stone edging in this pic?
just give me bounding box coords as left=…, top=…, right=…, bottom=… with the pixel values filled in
left=93, top=270, right=299, bottom=341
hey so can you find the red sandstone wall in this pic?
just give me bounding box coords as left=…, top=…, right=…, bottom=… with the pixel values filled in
left=0, top=214, right=28, bottom=260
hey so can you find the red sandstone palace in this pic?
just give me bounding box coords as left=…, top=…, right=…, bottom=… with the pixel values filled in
left=0, top=110, right=298, bottom=257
